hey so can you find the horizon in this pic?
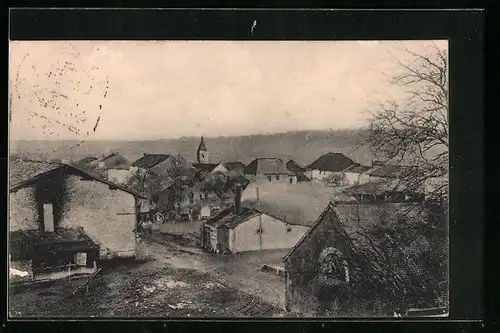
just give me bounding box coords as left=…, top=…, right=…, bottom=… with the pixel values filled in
left=9, top=40, right=447, bottom=141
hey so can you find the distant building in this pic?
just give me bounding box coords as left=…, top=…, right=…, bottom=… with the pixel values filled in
left=75, top=156, right=98, bottom=168
left=94, top=153, right=130, bottom=170
left=200, top=185, right=309, bottom=254
left=107, top=162, right=133, bottom=185
left=130, top=153, right=172, bottom=174
left=305, top=152, right=356, bottom=181
left=196, top=136, right=209, bottom=163
left=244, top=158, right=297, bottom=184
left=342, top=181, right=425, bottom=203
left=9, top=161, right=149, bottom=282
left=286, top=160, right=311, bottom=183
left=342, top=164, right=372, bottom=185
left=211, top=161, right=246, bottom=177
left=359, top=162, right=415, bottom=184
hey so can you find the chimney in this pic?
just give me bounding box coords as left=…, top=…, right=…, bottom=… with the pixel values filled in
left=234, top=184, right=242, bottom=215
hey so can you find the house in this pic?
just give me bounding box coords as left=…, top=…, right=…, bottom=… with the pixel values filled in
left=211, top=161, right=246, bottom=177
left=244, top=158, right=297, bottom=184
left=75, top=156, right=97, bottom=168
left=9, top=160, right=149, bottom=282
left=305, top=152, right=356, bottom=181
left=93, top=153, right=129, bottom=170
left=192, top=163, right=218, bottom=181
left=130, top=153, right=173, bottom=174
left=342, top=164, right=372, bottom=185
left=107, top=162, right=133, bottom=185
left=281, top=201, right=443, bottom=316
left=361, top=162, right=415, bottom=184
left=342, top=181, right=425, bottom=203
left=200, top=185, right=310, bottom=254
left=286, top=160, right=311, bottom=183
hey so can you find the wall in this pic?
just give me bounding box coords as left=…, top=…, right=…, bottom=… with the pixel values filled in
left=230, top=214, right=309, bottom=253
left=9, top=187, right=38, bottom=231
left=61, top=174, right=137, bottom=259
left=343, top=172, right=361, bottom=186
left=258, top=174, right=298, bottom=184
left=307, top=170, right=337, bottom=181
left=211, top=164, right=229, bottom=175
left=107, top=169, right=133, bottom=185
left=284, top=207, right=350, bottom=315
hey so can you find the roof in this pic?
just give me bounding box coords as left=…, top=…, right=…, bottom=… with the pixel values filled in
left=306, top=152, right=355, bottom=172
left=9, top=159, right=60, bottom=186
left=286, top=160, right=306, bottom=173
left=241, top=181, right=356, bottom=227
left=368, top=165, right=416, bottom=179
left=76, top=156, right=98, bottom=165
left=342, top=181, right=411, bottom=195
left=345, top=164, right=371, bottom=174
left=10, top=228, right=99, bottom=260
left=204, top=206, right=263, bottom=229
left=100, top=152, right=126, bottom=162
left=283, top=201, right=428, bottom=262
left=193, top=163, right=218, bottom=172
left=244, top=158, right=293, bottom=176
left=223, top=161, right=246, bottom=171
left=131, top=154, right=172, bottom=168
left=9, top=162, right=148, bottom=199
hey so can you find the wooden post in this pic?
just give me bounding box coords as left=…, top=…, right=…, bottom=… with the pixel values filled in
left=257, top=187, right=263, bottom=250
left=68, top=265, right=71, bottom=282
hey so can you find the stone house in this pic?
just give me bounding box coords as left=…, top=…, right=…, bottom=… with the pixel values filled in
left=244, top=158, right=297, bottom=184
left=9, top=160, right=149, bottom=282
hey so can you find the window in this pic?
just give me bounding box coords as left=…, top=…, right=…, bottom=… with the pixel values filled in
left=286, top=226, right=292, bottom=232
left=267, top=175, right=272, bottom=182
left=289, top=177, right=293, bottom=184
left=256, top=228, right=264, bottom=234
left=43, top=203, right=55, bottom=232
left=276, top=175, right=280, bottom=181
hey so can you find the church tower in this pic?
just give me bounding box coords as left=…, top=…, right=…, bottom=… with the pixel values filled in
left=196, top=136, right=209, bottom=163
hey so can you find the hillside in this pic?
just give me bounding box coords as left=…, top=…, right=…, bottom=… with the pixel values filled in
left=9, top=129, right=376, bottom=167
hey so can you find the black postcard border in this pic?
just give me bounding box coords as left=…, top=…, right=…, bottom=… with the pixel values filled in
left=4, top=8, right=486, bottom=333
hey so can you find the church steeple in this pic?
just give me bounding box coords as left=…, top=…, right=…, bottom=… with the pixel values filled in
left=197, top=136, right=209, bottom=163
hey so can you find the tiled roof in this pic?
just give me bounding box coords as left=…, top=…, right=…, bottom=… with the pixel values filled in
left=368, top=165, right=416, bottom=178
left=306, top=152, right=355, bottom=172
left=286, top=160, right=306, bottom=173
left=204, top=206, right=262, bottom=229
left=223, top=162, right=246, bottom=171
left=131, top=154, right=171, bottom=168
left=244, top=158, right=293, bottom=176
left=345, top=164, right=371, bottom=174
left=9, top=159, right=60, bottom=186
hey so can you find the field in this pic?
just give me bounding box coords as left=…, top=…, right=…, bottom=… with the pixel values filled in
left=10, top=129, right=375, bottom=167
left=9, top=227, right=288, bottom=318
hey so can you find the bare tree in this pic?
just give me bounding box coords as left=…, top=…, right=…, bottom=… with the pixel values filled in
left=363, top=43, right=449, bottom=202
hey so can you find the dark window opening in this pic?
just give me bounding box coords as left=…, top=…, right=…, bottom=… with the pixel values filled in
left=267, top=175, right=272, bottom=182
left=286, top=226, right=292, bottom=232
left=276, top=175, right=280, bottom=181
left=289, top=177, right=293, bottom=184
left=256, top=228, right=264, bottom=234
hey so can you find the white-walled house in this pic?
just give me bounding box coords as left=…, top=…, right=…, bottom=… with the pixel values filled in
left=305, top=152, right=355, bottom=181
left=343, top=164, right=372, bottom=185
left=200, top=185, right=309, bottom=254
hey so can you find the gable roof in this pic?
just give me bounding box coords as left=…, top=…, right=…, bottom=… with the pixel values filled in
left=131, top=154, right=172, bottom=169
left=193, top=163, right=218, bottom=172
left=9, top=159, right=60, bottom=186
left=76, top=156, right=98, bottom=166
left=9, top=162, right=148, bottom=199
left=306, top=152, right=355, bottom=172
left=368, top=165, right=415, bottom=179
left=345, top=164, right=371, bottom=174
left=286, top=160, right=306, bottom=173
left=282, top=201, right=428, bottom=262
left=223, top=161, right=246, bottom=171
left=204, top=206, right=263, bottom=229
left=100, top=152, right=126, bottom=162
left=244, top=158, right=293, bottom=176
left=241, top=181, right=356, bottom=227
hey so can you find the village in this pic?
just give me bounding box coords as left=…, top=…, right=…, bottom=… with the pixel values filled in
left=8, top=135, right=449, bottom=318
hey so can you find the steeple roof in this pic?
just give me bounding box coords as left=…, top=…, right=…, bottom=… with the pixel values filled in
left=197, top=136, right=207, bottom=152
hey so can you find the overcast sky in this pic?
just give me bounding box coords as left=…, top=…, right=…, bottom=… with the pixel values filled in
left=9, top=40, right=447, bottom=141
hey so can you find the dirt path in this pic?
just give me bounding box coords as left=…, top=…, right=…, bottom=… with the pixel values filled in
left=138, top=231, right=286, bottom=310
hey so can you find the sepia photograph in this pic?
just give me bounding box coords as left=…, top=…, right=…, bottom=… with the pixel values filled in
left=8, top=40, right=449, bottom=318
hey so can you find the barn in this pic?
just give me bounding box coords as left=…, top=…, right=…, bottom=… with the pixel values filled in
left=9, top=160, right=149, bottom=282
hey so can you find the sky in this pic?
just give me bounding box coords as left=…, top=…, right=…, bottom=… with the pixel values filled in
left=9, top=40, right=447, bottom=141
